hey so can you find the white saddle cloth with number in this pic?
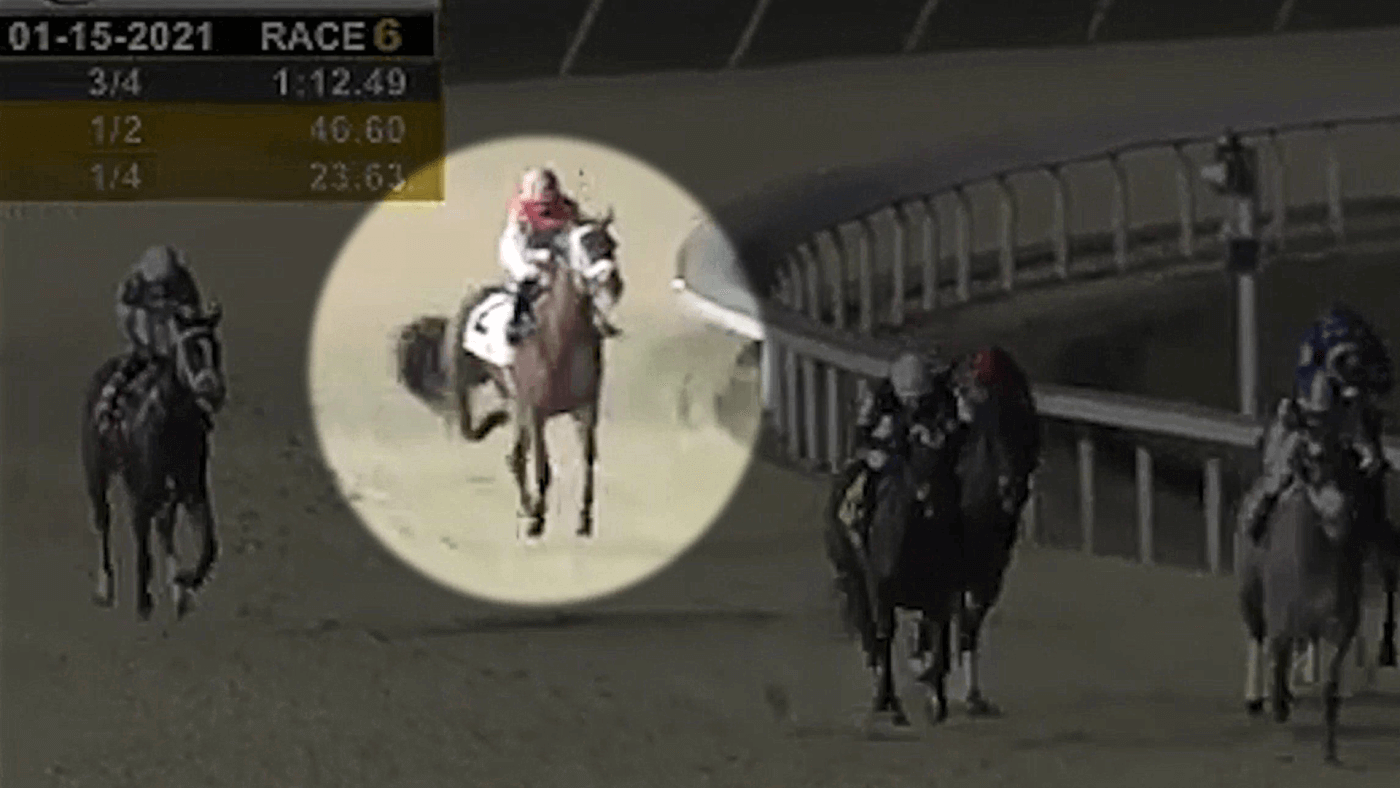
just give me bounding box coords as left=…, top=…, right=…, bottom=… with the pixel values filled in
left=461, top=291, right=517, bottom=369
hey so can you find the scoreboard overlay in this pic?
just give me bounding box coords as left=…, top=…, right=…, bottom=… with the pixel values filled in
left=0, top=0, right=444, bottom=202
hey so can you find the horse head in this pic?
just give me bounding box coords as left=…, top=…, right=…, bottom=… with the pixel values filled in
left=170, top=301, right=227, bottom=416
left=565, top=209, right=624, bottom=315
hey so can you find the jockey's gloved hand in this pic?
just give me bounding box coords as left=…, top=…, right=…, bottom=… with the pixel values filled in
left=864, top=448, right=890, bottom=471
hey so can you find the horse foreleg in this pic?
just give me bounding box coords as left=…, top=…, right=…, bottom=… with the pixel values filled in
left=152, top=497, right=180, bottom=611
left=1324, top=629, right=1356, bottom=766
left=531, top=413, right=550, bottom=532
left=174, top=492, right=219, bottom=619
left=574, top=403, right=598, bottom=537
left=1271, top=638, right=1293, bottom=723
left=870, top=627, right=909, bottom=727
left=1379, top=558, right=1398, bottom=668
left=958, top=591, right=1002, bottom=717
left=85, top=464, right=115, bottom=608
left=915, top=613, right=951, bottom=726
left=131, top=501, right=156, bottom=621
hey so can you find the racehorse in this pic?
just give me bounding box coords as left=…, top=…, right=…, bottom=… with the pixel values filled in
left=826, top=346, right=1041, bottom=727
left=81, top=303, right=227, bottom=621
left=827, top=410, right=967, bottom=727
left=1239, top=398, right=1372, bottom=765
left=912, top=346, right=1041, bottom=716
left=396, top=212, right=623, bottom=541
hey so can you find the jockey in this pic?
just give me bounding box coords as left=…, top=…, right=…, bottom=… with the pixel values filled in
left=1240, top=307, right=1392, bottom=545
left=841, top=351, right=969, bottom=544
left=95, top=244, right=204, bottom=429
left=497, top=167, right=620, bottom=344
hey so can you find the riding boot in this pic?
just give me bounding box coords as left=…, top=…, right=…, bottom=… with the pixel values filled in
left=505, top=290, right=535, bottom=345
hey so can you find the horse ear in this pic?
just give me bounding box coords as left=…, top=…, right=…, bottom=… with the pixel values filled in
left=601, top=206, right=615, bottom=227
left=207, top=301, right=223, bottom=325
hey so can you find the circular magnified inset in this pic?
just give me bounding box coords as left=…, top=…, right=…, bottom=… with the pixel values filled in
left=309, top=135, right=758, bottom=607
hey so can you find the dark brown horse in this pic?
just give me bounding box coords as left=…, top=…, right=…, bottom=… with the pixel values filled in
left=826, top=346, right=1041, bottom=727
left=81, top=304, right=227, bottom=621
left=396, top=213, right=623, bottom=541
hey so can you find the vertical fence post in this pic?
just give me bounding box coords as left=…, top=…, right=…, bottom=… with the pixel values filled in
left=783, top=344, right=800, bottom=458
left=954, top=187, right=973, bottom=302
left=1049, top=167, right=1071, bottom=278
left=802, top=354, right=819, bottom=467
left=1173, top=144, right=1196, bottom=259
left=1078, top=435, right=1096, bottom=555
left=828, top=227, right=848, bottom=331
left=1110, top=153, right=1130, bottom=271
left=996, top=175, right=1017, bottom=292
left=1325, top=124, right=1344, bottom=242
left=1204, top=457, right=1223, bottom=574
left=920, top=197, right=940, bottom=310
left=760, top=339, right=778, bottom=417
left=1136, top=445, right=1155, bottom=565
left=857, top=218, right=875, bottom=334
left=826, top=366, right=843, bottom=470
left=787, top=253, right=805, bottom=314
left=890, top=205, right=908, bottom=326
left=801, top=242, right=822, bottom=323
left=1021, top=474, right=1040, bottom=544
left=1266, top=131, right=1288, bottom=252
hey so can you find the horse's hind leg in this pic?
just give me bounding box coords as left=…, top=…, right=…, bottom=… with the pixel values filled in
left=131, top=500, right=157, bottom=621
left=573, top=402, right=598, bottom=538
left=152, top=497, right=180, bottom=612
left=1324, top=631, right=1355, bottom=765
left=1240, top=574, right=1268, bottom=714
left=869, top=603, right=909, bottom=727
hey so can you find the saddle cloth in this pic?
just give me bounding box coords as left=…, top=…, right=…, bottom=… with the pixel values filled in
left=461, top=291, right=518, bottom=369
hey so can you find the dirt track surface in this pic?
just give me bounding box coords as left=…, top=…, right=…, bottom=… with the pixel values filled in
left=7, top=29, right=1400, bottom=788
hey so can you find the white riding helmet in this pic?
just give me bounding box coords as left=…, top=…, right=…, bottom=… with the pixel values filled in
left=520, top=167, right=560, bottom=200
left=890, top=352, right=932, bottom=402
left=137, top=244, right=188, bottom=282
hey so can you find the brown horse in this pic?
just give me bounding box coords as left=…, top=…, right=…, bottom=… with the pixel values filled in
left=396, top=213, right=623, bottom=541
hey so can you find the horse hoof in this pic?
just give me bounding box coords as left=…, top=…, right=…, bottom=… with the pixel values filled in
left=92, top=588, right=115, bottom=608
left=1246, top=699, right=1266, bottom=716
left=576, top=524, right=593, bottom=538
left=174, top=586, right=195, bottom=620
left=966, top=695, right=1002, bottom=718
left=921, top=695, right=949, bottom=726
left=136, top=599, right=153, bottom=622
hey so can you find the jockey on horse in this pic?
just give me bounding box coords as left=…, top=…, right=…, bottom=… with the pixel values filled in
left=93, top=244, right=206, bottom=433
left=1241, top=303, right=1395, bottom=550
left=497, top=167, right=619, bottom=345
left=829, top=351, right=970, bottom=596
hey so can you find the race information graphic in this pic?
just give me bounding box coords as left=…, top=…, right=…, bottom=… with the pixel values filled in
left=0, top=4, right=444, bottom=202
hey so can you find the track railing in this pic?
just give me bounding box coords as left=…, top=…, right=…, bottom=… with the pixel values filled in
left=672, top=112, right=1400, bottom=577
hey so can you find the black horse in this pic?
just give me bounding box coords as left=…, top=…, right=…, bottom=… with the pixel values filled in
left=826, top=346, right=1041, bottom=727
left=919, top=346, right=1041, bottom=716
left=81, top=304, right=227, bottom=621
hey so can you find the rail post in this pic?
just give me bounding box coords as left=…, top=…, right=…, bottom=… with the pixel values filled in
left=920, top=197, right=941, bottom=309
left=954, top=187, right=973, bottom=302
left=1136, top=445, right=1155, bottom=565
left=996, top=175, right=1017, bottom=292
left=1325, top=124, right=1344, bottom=242
left=1078, top=435, right=1096, bottom=555
left=1049, top=166, right=1071, bottom=278
left=1173, top=143, right=1196, bottom=259
left=1266, top=130, right=1288, bottom=252
left=1110, top=153, right=1130, bottom=270
left=890, top=205, right=908, bottom=326
left=857, top=217, right=875, bottom=334
left=1204, top=457, right=1223, bottom=574
left=828, top=227, right=848, bottom=331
